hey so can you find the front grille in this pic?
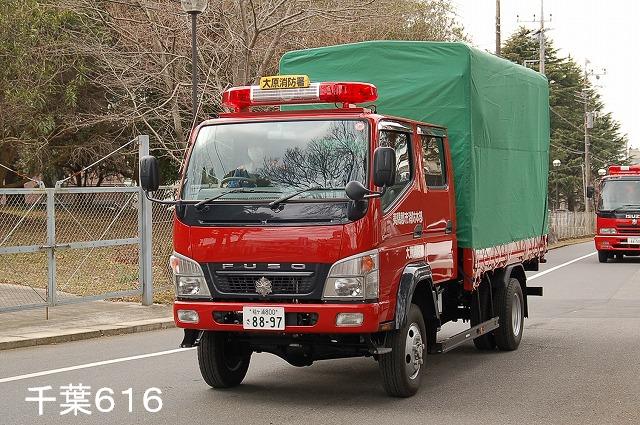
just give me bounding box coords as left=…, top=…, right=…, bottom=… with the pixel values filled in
left=200, top=263, right=331, bottom=300
left=617, top=227, right=640, bottom=234
left=215, top=274, right=315, bottom=295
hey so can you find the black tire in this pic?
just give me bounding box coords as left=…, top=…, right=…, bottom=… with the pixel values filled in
left=598, top=250, right=609, bottom=263
left=379, top=304, right=426, bottom=397
left=615, top=253, right=623, bottom=261
left=493, top=278, right=524, bottom=351
left=197, top=331, right=251, bottom=388
left=471, top=280, right=497, bottom=350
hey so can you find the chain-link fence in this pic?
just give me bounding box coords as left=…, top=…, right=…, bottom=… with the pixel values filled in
left=0, top=187, right=148, bottom=313
left=549, top=211, right=596, bottom=242
left=0, top=188, right=49, bottom=311
left=0, top=136, right=160, bottom=313
left=53, top=187, right=143, bottom=304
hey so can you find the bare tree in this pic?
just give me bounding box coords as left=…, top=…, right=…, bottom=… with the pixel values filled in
left=2, top=0, right=465, bottom=186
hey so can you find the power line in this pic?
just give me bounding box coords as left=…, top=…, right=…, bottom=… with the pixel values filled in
left=549, top=108, right=613, bottom=166
left=550, top=107, right=618, bottom=148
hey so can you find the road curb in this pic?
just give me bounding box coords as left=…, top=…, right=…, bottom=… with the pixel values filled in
left=0, top=318, right=176, bottom=351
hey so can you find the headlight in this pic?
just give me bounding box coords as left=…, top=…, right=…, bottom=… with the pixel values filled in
left=322, top=250, right=379, bottom=301
left=600, top=228, right=617, bottom=235
left=169, top=252, right=211, bottom=298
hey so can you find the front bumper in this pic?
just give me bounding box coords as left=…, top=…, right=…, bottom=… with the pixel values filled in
left=173, top=300, right=389, bottom=334
left=595, top=235, right=640, bottom=251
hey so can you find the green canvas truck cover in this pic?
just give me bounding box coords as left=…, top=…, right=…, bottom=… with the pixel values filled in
left=280, top=41, right=550, bottom=250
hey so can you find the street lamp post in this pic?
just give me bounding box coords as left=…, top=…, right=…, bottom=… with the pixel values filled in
left=181, top=0, right=208, bottom=122
left=553, top=159, right=561, bottom=210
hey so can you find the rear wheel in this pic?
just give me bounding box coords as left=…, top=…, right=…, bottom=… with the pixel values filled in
left=493, top=278, right=524, bottom=351
left=615, top=253, right=624, bottom=261
left=379, top=304, right=426, bottom=397
left=198, top=331, right=251, bottom=388
left=598, top=250, right=610, bottom=263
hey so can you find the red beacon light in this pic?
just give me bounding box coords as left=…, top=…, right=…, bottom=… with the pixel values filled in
left=221, top=80, right=378, bottom=112
left=608, top=165, right=640, bottom=176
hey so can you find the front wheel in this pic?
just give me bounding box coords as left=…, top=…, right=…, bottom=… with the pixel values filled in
left=493, top=278, right=524, bottom=351
left=598, top=250, right=610, bottom=263
left=379, top=304, right=426, bottom=397
left=197, top=332, right=251, bottom=388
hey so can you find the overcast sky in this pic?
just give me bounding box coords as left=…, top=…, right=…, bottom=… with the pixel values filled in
left=455, top=0, right=640, bottom=148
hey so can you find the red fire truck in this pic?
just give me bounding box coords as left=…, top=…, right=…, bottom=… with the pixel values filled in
left=595, top=164, right=640, bottom=262
left=140, top=86, right=547, bottom=398
left=139, top=38, right=549, bottom=399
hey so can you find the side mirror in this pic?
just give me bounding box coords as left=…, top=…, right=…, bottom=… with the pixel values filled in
left=373, top=147, right=396, bottom=188
left=345, top=181, right=370, bottom=201
left=140, top=155, right=160, bottom=192
left=586, top=186, right=595, bottom=199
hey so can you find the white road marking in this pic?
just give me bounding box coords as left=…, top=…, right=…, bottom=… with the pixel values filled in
left=0, top=347, right=195, bottom=384
left=528, top=251, right=597, bottom=281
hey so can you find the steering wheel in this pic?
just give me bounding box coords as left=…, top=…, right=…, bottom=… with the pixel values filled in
left=220, top=176, right=251, bottom=188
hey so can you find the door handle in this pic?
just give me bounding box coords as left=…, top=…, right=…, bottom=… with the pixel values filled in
left=413, top=224, right=423, bottom=239
left=445, top=220, right=453, bottom=234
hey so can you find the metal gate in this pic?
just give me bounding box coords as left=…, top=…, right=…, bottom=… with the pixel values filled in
left=0, top=136, right=154, bottom=313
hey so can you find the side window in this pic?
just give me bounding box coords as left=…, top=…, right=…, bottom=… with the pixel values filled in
left=378, top=130, right=412, bottom=210
left=421, top=135, right=447, bottom=188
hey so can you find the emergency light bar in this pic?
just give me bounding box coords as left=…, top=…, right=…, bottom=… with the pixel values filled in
left=222, top=81, right=378, bottom=112
left=608, top=165, right=640, bottom=176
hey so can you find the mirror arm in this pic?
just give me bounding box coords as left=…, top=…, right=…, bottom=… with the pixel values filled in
left=143, top=190, right=178, bottom=205
left=362, top=185, right=386, bottom=199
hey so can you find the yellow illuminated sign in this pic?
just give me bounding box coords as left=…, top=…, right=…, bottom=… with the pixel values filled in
left=259, top=75, right=310, bottom=90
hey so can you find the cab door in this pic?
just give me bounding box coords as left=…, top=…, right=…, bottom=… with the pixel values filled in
left=377, top=121, right=426, bottom=303
left=417, top=126, right=455, bottom=283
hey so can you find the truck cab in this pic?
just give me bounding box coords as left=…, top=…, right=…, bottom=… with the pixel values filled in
left=595, top=165, right=640, bottom=262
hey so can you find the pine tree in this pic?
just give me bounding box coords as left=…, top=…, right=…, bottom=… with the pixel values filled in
left=502, top=27, right=628, bottom=211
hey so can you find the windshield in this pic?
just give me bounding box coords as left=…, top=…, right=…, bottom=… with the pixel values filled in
left=598, top=179, right=640, bottom=210
left=182, top=120, right=369, bottom=202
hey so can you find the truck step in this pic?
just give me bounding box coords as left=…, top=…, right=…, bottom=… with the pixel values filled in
left=434, top=317, right=500, bottom=354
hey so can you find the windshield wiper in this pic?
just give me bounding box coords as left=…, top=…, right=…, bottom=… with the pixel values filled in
left=268, top=186, right=342, bottom=210
left=612, top=204, right=640, bottom=212
left=195, top=188, right=279, bottom=210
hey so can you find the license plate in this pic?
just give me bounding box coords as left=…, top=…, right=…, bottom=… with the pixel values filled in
left=628, top=237, right=640, bottom=244
left=243, top=306, right=285, bottom=330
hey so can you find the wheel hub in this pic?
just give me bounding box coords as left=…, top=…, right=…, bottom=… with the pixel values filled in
left=512, top=292, right=522, bottom=337
left=404, top=323, right=424, bottom=380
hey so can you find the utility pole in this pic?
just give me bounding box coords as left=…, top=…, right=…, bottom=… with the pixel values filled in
left=583, top=59, right=592, bottom=213
left=495, top=0, right=501, bottom=56
left=539, top=0, right=545, bottom=74
left=517, top=0, right=549, bottom=75
left=581, top=59, right=606, bottom=212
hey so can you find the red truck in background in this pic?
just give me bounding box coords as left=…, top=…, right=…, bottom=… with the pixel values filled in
left=139, top=74, right=547, bottom=397
left=595, top=164, right=640, bottom=262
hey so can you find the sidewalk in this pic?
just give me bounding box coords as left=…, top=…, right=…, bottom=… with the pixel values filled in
left=0, top=300, right=174, bottom=351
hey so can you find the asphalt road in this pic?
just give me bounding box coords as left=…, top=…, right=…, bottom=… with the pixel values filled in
left=1, top=241, right=639, bottom=424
